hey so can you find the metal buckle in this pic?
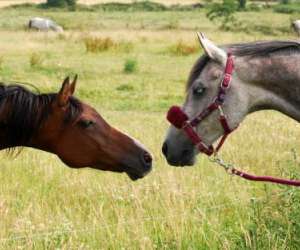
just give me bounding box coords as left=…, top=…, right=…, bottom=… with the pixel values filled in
left=221, top=73, right=231, bottom=89
left=209, top=154, right=235, bottom=175
left=182, top=120, right=192, bottom=129
left=218, top=105, right=225, bottom=116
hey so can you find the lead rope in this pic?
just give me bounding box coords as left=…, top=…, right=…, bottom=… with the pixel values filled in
left=210, top=153, right=300, bottom=186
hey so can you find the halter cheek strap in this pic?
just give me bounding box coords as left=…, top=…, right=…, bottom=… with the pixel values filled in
left=167, top=53, right=235, bottom=156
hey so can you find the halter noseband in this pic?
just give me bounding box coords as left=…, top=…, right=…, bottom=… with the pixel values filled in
left=167, top=53, right=235, bottom=156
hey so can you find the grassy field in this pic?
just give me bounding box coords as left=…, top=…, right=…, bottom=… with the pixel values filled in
left=0, top=4, right=300, bottom=249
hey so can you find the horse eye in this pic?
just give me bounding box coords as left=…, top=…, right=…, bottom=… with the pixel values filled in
left=78, top=119, right=95, bottom=128
left=193, top=86, right=205, bottom=96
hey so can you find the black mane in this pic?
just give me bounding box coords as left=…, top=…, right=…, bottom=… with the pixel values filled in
left=0, top=83, right=82, bottom=148
left=187, top=40, right=300, bottom=89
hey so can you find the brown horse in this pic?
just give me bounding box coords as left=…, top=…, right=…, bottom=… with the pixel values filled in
left=0, top=76, right=152, bottom=180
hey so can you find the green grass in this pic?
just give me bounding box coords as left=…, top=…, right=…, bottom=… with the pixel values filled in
left=0, top=5, right=299, bottom=249
left=123, top=58, right=138, bottom=73
left=274, top=2, right=300, bottom=14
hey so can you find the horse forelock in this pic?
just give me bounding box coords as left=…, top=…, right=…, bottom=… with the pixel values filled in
left=186, top=40, right=300, bottom=90
left=0, top=83, right=83, bottom=149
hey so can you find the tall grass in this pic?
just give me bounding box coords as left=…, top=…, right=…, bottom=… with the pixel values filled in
left=0, top=6, right=299, bottom=249
left=168, top=40, right=199, bottom=56
left=29, top=52, right=44, bottom=67
left=83, top=36, right=134, bottom=53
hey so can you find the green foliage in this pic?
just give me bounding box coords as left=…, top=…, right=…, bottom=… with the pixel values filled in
left=164, top=19, right=179, bottom=29
left=75, top=1, right=203, bottom=12
left=29, top=53, right=44, bottom=68
left=234, top=152, right=300, bottom=248
left=123, top=59, right=138, bottom=73
left=274, top=3, right=300, bottom=14
left=93, top=1, right=167, bottom=12
left=207, top=0, right=238, bottom=30
left=46, top=0, right=76, bottom=8
left=5, top=1, right=203, bottom=12
left=0, top=56, right=3, bottom=70
left=246, top=3, right=262, bottom=12
left=237, top=0, right=247, bottom=10
left=116, top=84, right=134, bottom=91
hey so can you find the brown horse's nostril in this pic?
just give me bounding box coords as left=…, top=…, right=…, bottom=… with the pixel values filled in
left=142, top=151, right=152, bottom=165
left=162, top=142, right=168, bottom=157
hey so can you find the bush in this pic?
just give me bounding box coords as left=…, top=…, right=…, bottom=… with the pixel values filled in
left=123, top=59, right=137, bottom=73
left=46, top=0, right=76, bottom=8
left=168, top=41, right=199, bottom=56
left=274, top=3, right=300, bottom=14
left=83, top=36, right=134, bottom=53
left=207, top=0, right=238, bottom=30
left=84, top=37, right=115, bottom=53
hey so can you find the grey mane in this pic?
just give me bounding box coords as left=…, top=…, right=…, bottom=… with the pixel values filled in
left=187, top=40, right=300, bottom=90
left=229, top=40, right=300, bottom=57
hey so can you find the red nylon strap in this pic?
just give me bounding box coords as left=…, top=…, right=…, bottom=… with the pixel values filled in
left=182, top=122, right=214, bottom=155
left=190, top=103, right=218, bottom=127
left=219, top=115, right=232, bottom=134
left=222, top=53, right=234, bottom=88
left=215, top=134, right=228, bottom=153
left=230, top=168, right=300, bottom=186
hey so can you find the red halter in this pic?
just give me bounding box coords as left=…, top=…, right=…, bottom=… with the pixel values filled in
left=166, top=53, right=300, bottom=187
left=167, top=53, right=235, bottom=156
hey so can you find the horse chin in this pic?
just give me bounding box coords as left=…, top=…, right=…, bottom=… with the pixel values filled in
left=126, top=171, right=145, bottom=181
left=125, top=166, right=152, bottom=181
left=166, top=153, right=196, bottom=167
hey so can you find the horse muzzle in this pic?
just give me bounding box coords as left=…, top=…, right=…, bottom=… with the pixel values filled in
left=125, top=150, right=153, bottom=181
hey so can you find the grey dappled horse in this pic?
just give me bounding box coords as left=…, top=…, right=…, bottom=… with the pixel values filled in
left=162, top=34, right=300, bottom=166
left=28, top=17, right=63, bottom=32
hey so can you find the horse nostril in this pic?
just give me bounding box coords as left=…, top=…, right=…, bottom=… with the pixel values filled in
left=162, top=142, right=168, bottom=157
left=143, top=152, right=152, bottom=165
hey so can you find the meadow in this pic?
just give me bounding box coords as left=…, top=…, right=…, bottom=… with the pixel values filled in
left=0, top=2, right=300, bottom=249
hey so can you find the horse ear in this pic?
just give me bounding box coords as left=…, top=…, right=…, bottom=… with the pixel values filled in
left=197, top=32, right=227, bottom=66
left=57, top=76, right=73, bottom=107
left=70, top=74, right=78, bottom=95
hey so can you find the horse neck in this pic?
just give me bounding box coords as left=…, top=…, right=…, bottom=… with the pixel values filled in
left=0, top=93, right=53, bottom=151
left=236, top=53, right=300, bottom=122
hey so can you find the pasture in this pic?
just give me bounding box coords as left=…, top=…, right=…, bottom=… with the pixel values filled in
left=0, top=2, right=300, bottom=249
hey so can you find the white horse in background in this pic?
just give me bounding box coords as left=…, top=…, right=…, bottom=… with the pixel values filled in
left=292, top=20, right=300, bottom=37
left=28, top=17, right=64, bottom=32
